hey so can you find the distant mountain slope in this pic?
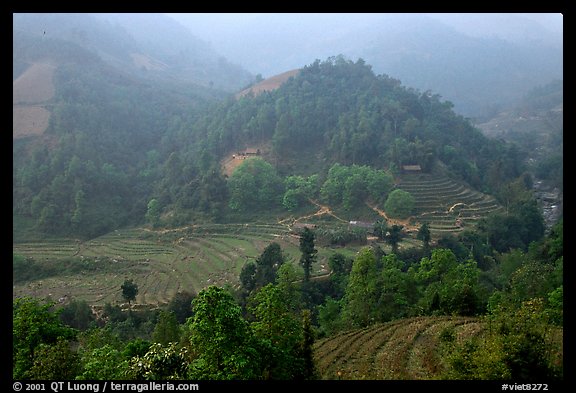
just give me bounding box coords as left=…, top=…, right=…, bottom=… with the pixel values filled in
left=13, top=61, right=57, bottom=139
left=236, top=69, right=300, bottom=98
left=172, top=13, right=562, bottom=118
left=13, top=13, right=255, bottom=92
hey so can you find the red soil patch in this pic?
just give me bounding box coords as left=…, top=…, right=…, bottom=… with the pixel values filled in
left=236, top=69, right=300, bottom=99
left=13, top=106, right=51, bottom=139
left=13, top=62, right=56, bottom=139
left=221, top=143, right=273, bottom=177
left=13, top=62, right=56, bottom=104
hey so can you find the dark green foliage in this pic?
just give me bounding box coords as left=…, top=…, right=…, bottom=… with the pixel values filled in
left=342, top=248, right=380, bottom=328
left=228, top=158, right=284, bottom=212
left=166, top=291, right=195, bottom=324
left=299, top=227, right=317, bottom=282
left=446, top=299, right=562, bottom=380
left=121, top=279, right=139, bottom=305
left=326, top=253, right=353, bottom=299
left=283, top=175, right=319, bottom=211
left=386, top=224, right=404, bottom=254
left=13, top=297, right=77, bottom=379
left=254, top=242, right=285, bottom=289
left=187, top=286, right=263, bottom=379
left=28, top=337, right=82, bottom=380
left=299, top=309, right=318, bottom=380
left=127, top=342, right=189, bottom=380
left=248, top=284, right=303, bottom=379
left=320, top=163, right=394, bottom=209
left=240, top=261, right=258, bottom=294
left=315, top=225, right=368, bottom=247
left=384, top=189, right=415, bottom=219
left=145, top=199, right=161, bottom=227
left=59, top=299, right=96, bottom=330
left=78, top=344, right=128, bottom=380
left=417, top=223, right=431, bottom=249
left=152, top=311, right=180, bottom=345
left=373, top=219, right=388, bottom=240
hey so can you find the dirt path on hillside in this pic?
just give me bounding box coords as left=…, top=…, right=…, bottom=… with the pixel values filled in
left=279, top=199, right=349, bottom=226
left=366, top=202, right=420, bottom=231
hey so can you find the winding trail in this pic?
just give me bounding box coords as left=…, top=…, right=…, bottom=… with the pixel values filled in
left=366, top=201, right=419, bottom=231
left=279, top=199, right=348, bottom=225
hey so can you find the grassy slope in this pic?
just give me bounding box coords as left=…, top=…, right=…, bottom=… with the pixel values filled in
left=313, top=316, right=484, bottom=380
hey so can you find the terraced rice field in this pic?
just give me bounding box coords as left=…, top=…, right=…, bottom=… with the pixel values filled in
left=314, top=316, right=484, bottom=380
left=12, top=223, right=337, bottom=307
left=396, top=173, right=503, bottom=235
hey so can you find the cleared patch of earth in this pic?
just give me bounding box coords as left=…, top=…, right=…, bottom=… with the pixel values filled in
left=130, top=53, right=169, bottom=71
left=13, top=106, right=52, bottom=139
left=236, top=69, right=300, bottom=99
left=13, top=62, right=56, bottom=139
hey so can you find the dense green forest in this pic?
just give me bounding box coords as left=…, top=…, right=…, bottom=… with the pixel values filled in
left=14, top=57, right=537, bottom=238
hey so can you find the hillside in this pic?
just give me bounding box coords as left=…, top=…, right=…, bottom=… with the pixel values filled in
left=11, top=16, right=563, bottom=383
left=13, top=13, right=255, bottom=92
left=13, top=62, right=56, bottom=139
left=396, top=172, right=503, bottom=234
left=314, top=316, right=483, bottom=379
left=172, top=13, right=562, bottom=118
left=474, top=79, right=563, bottom=230
left=13, top=55, right=530, bottom=240
left=236, top=69, right=300, bottom=98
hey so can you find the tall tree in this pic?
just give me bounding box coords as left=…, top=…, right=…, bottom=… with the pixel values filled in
left=342, top=248, right=380, bottom=328
left=152, top=311, right=180, bottom=345
left=255, top=242, right=285, bottom=289
left=299, top=227, right=317, bottom=283
left=187, top=286, right=262, bottom=380
left=248, top=284, right=303, bottom=379
left=121, top=279, right=139, bottom=306
left=299, top=309, right=317, bottom=380
left=386, top=224, right=404, bottom=254
left=417, top=222, right=431, bottom=250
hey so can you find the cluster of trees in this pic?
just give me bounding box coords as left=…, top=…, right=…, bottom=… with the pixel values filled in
left=13, top=285, right=316, bottom=380
left=227, top=159, right=398, bottom=215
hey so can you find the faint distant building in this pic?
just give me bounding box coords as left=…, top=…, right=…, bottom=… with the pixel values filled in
left=239, top=148, right=260, bottom=156
left=402, top=164, right=421, bottom=173
left=349, top=221, right=374, bottom=229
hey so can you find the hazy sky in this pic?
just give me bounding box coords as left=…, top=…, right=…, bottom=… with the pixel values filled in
left=164, top=13, right=561, bottom=74
left=166, top=13, right=562, bottom=77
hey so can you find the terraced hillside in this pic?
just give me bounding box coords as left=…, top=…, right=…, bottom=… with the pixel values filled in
left=396, top=173, right=503, bottom=235
left=13, top=223, right=335, bottom=308
left=314, top=316, right=484, bottom=380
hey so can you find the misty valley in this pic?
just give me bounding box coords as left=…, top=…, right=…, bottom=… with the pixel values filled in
left=12, top=13, right=563, bottom=382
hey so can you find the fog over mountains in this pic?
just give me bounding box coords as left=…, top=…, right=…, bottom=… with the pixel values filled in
left=167, top=13, right=563, bottom=118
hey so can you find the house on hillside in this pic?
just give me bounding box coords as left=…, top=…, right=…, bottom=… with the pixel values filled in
left=402, top=164, right=421, bottom=173
left=239, top=148, right=260, bottom=156
left=349, top=221, right=374, bottom=229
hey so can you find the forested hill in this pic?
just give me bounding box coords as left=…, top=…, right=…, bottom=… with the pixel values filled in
left=177, top=56, right=522, bottom=187
left=14, top=56, right=526, bottom=239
